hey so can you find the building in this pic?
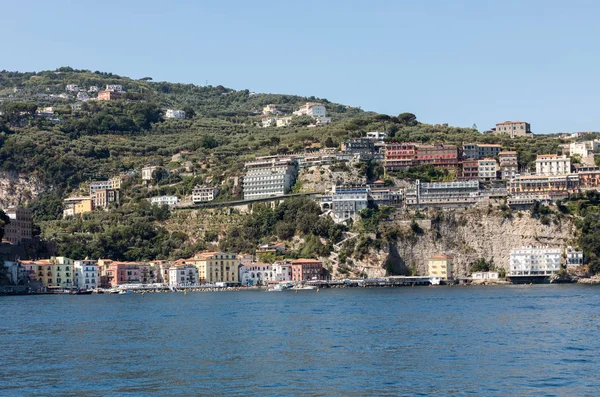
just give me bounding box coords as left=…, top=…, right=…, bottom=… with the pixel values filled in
left=256, top=242, right=286, bottom=255
left=243, top=156, right=298, bottom=200
left=88, top=86, right=99, bottom=92
left=65, top=84, right=80, bottom=92
left=93, top=189, right=120, bottom=210
left=428, top=255, right=453, bottom=280
left=188, top=252, right=240, bottom=284
left=478, top=158, right=498, bottom=181
left=366, top=131, right=387, bottom=141
left=276, top=116, right=293, bottom=127
left=477, top=144, right=502, bottom=159
left=384, top=143, right=459, bottom=171
left=499, top=151, right=518, bottom=180
left=462, top=144, right=479, bottom=160
left=262, top=116, right=277, bottom=128
left=106, top=84, right=124, bottom=92
left=509, top=247, right=561, bottom=276
left=49, top=257, right=75, bottom=289
left=369, top=187, right=403, bottom=206
left=569, top=141, right=598, bottom=158
left=141, top=165, right=162, bottom=182
left=472, top=271, right=499, bottom=280
left=239, top=263, right=273, bottom=286
left=105, top=262, right=141, bottom=287
left=272, top=260, right=293, bottom=282
left=74, top=260, right=98, bottom=290
left=63, top=197, right=93, bottom=217
left=168, top=264, right=199, bottom=287
left=495, top=121, right=531, bottom=138
left=76, top=92, right=89, bottom=102
left=165, top=109, right=186, bottom=119
left=2, top=261, right=26, bottom=285
left=293, top=102, right=327, bottom=118
left=577, top=166, right=600, bottom=189
left=291, top=259, right=324, bottom=281
left=341, top=138, right=376, bottom=160
left=508, top=174, right=579, bottom=200
left=151, top=195, right=179, bottom=207
left=90, top=180, right=113, bottom=195
left=461, top=160, right=479, bottom=179
left=2, top=207, right=32, bottom=245
left=329, top=184, right=369, bottom=223
left=535, top=154, right=571, bottom=176
left=405, top=180, right=481, bottom=208
left=191, top=185, right=219, bottom=203
left=97, top=90, right=122, bottom=101
left=566, top=247, right=583, bottom=268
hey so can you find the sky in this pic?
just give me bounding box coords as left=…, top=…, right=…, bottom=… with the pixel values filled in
left=2, top=0, right=599, bottom=134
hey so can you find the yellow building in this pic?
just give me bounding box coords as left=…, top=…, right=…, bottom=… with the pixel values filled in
left=74, top=199, right=93, bottom=215
left=428, top=254, right=454, bottom=280
left=189, top=251, right=239, bottom=284
left=34, top=257, right=74, bottom=289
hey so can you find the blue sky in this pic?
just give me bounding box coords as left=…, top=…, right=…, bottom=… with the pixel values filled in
left=2, top=0, right=599, bottom=134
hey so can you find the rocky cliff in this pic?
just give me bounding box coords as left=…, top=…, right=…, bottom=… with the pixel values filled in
left=0, top=172, right=46, bottom=208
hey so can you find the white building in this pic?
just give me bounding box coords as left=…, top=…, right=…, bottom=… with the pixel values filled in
left=90, top=180, right=113, bottom=196
left=239, top=263, right=273, bottom=286
left=151, top=195, right=179, bottom=207
left=77, top=92, right=90, bottom=102
left=272, top=261, right=293, bottom=282
left=191, top=185, right=219, bottom=203
left=242, top=156, right=298, bottom=200
left=165, top=109, right=186, bottom=119
left=366, top=131, right=387, bottom=140
left=262, top=104, right=280, bottom=115
left=535, top=154, right=571, bottom=176
left=569, top=141, right=599, bottom=158
left=168, top=265, right=199, bottom=287
left=472, top=271, right=499, bottom=280
left=566, top=247, right=583, bottom=268
left=325, top=184, right=370, bottom=223
left=314, top=116, right=332, bottom=125
left=106, top=84, right=124, bottom=92
left=74, top=260, right=98, bottom=290
left=88, top=86, right=99, bottom=93
left=262, top=116, right=277, bottom=128
left=276, top=116, right=293, bottom=127
left=509, top=247, right=562, bottom=276
left=478, top=158, right=498, bottom=180
left=141, top=166, right=161, bottom=182
left=66, top=84, right=80, bottom=92
left=294, top=102, right=327, bottom=118
left=2, top=261, right=26, bottom=285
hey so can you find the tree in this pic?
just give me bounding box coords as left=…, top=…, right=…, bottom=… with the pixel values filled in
left=397, top=112, right=417, bottom=126
left=0, top=209, right=10, bottom=241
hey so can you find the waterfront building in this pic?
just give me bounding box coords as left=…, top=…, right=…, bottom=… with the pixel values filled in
left=165, top=109, right=186, bottom=119
left=238, top=254, right=255, bottom=266
left=93, top=189, right=120, bottom=210
left=494, top=121, right=531, bottom=138
left=499, top=151, right=518, bottom=180
left=566, top=247, right=584, bottom=268
left=428, top=255, right=453, bottom=280
left=272, top=260, right=293, bottom=282
left=405, top=180, right=480, bottom=208
left=168, top=264, right=199, bottom=287
left=2, top=207, right=33, bottom=245
left=291, top=259, right=324, bottom=281
left=242, top=156, right=298, bottom=200
left=472, top=271, right=499, bottom=280
left=239, top=263, right=273, bottom=286
left=191, top=185, right=219, bottom=203
left=105, top=262, right=141, bottom=287
left=293, top=102, right=327, bottom=118
left=2, top=261, right=26, bottom=285
left=151, top=195, right=179, bottom=207
left=509, top=247, right=561, bottom=276
left=188, top=251, right=240, bottom=284
left=478, top=158, right=498, bottom=181
left=535, top=154, right=571, bottom=176
left=74, top=259, right=98, bottom=290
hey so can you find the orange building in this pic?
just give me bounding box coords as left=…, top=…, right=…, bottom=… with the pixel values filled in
left=291, top=259, right=324, bottom=281
left=97, top=90, right=122, bottom=101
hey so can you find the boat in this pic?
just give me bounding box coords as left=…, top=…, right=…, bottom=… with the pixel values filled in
left=289, top=284, right=317, bottom=290
left=266, top=284, right=283, bottom=292
left=118, top=289, right=132, bottom=295
left=430, top=277, right=441, bottom=285
left=71, top=290, right=93, bottom=295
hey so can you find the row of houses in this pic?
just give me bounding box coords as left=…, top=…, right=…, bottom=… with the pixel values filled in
left=7, top=252, right=326, bottom=290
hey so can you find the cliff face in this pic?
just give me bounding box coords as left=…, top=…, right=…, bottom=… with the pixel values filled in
left=0, top=172, right=46, bottom=208
left=383, top=210, right=577, bottom=277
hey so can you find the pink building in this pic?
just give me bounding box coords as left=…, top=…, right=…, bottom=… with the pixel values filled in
left=291, top=259, right=324, bottom=281
left=106, top=262, right=141, bottom=286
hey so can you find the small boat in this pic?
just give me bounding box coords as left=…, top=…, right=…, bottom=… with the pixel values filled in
left=289, top=285, right=317, bottom=290
left=430, top=277, right=441, bottom=286
left=266, top=284, right=283, bottom=292
left=118, top=290, right=132, bottom=295
left=71, top=290, right=93, bottom=295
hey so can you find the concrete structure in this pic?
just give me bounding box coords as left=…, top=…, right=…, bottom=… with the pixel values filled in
left=74, top=260, right=98, bottom=290
left=566, top=247, right=583, bottom=268
left=151, top=195, right=179, bottom=207
left=63, top=197, right=93, bottom=217
left=165, top=109, right=186, bottom=119
left=478, top=158, right=498, bottom=181
left=536, top=154, right=571, bottom=176
left=569, top=141, right=599, bottom=158
left=472, top=271, right=499, bottom=280
left=93, top=189, right=120, bottom=210
left=2, top=207, right=32, bottom=245
left=499, top=151, right=518, bottom=180
left=272, top=260, right=293, bottom=282
left=141, top=165, right=161, bottom=182
left=495, top=121, right=531, bottom=138
left=509, top=247, right=561, bottom=276
left=168, top=265, right=199, bottom=287
left=97, top=90, right=122, bottom=101
left=462, top=144, right=479, bottom=160
left=191, top=185, right=219, bottom=203
left=428, top=255, right=453, bottom=280
left=188, top=252, right=240, bottom=284
left=291, top=259, right=324, bottom=281
left=293, top=102, right=327, bottom=118
left=89, top=177, right=122, bottom=196
left=239, top=263, right=273, bottom=286
left=242, top=156, right=298, bottom=200
left=405, top=180, right=480, bottom=207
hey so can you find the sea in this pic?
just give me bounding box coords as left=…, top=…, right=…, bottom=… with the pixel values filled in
left=2, top=285, right=600, bottom=396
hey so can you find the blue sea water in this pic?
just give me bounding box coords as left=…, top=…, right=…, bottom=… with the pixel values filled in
left=1, top=285, right=600, bottom=396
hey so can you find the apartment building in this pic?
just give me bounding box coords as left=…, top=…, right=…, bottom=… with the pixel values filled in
left=291, top=259, right=324, bottom=281
left=405, top=180, right=480, bottom=207
left=428, top=255, right=453, bottom=280
left=341, top=138, right=376, bottom=160
left=461, top=160, right=479, bottom=179
left=509, top=247, right=561, bottom=276
left=2, top=207, right=33, bottom=244
left=191, top=185, right=219, bottom=203
left=188, top=252, right=239, bottom=284
left=508, top=175, right=579, bottom=199
left=495, top=121, right=531, bottom=138
left=577, top=166, right=600, bottom=189
left=151, top=195, right=179, bottom=207
left=242, top=156, right=298, bottom=200
left=63, top=197, right=93, bottom=217
left=328, top=184, right=369, bottom=223
left=74, top=260, right=98, bottom=290
left=566, top=247, right=584, bottom=268
left=499, top=151, right=518, bottom=180
left=93, top=189, right=120, bottom=210
left=384, top=143, right=459, bottom=171
left=165, top=109, right=186, bottom=119
left=168, top=264, right=199, bottom=287
left=272, top=260, right=293, bottom=282
left=293, top=102, right=327, bottom=118
left=97, top=90, right=122, bottom=101
left=478, top=158, right=498, bottom=181
left=105, top=262, right=141, bottom=287
left=536, top=154, right=571, bottom=176
left=239, top=263, right=273, bottom=286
